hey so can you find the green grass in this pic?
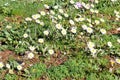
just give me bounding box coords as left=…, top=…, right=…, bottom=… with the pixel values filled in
left=0, top=0, right=120, bottom=80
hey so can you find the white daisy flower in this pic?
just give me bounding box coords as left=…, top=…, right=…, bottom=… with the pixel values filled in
left=6, top=63, right=10, bottom=69
left=107, top=42, right=112, bottom=48
left=32, top=14, right=40, bottom=20
left=115, top=58, right=120, bottom=64
left=70, top=0, right=75, bottom=4
left=43, top=30, right=49, bottom=36
left=58, top=15, right=62, bottom=20
left=90, top=48, right=97, bottom=57
left=117, top=39, right=120, bottom=43
left=0, top=62, right=4, bottom=69
left=69, top=20, right=75, bottom=25
left=40, top=11, right=46, bottom=16
left=79, top=17, right=85, bottom=21
left=86, top=27, right=93, bottom=33
left=82, top=25, right=88, bottom=30
left=71, top=27, right=77, bottom=34
left=95, top=20, right=100, bottom=25
left=50, top=10, right=55, bottom=15
left=35, top=19, right=40, bottom=24
left=23, top=33, right=28, bottom=38
left=53, top=5, right=59, bottom=9
left=28, top=52, right=34, bottom=59
left=100, top=18, right=105, bottom=22
left=94, top=10, right=99, bottom=13
left=48, top=49, right=54, bottom=55
left=61, top=29, right=67, bottom=36
left=59, top=9, right=64, bottom=14
left=87, top=41, right=95, bottom=49
left=100, top=29, right=106, bottom=34
left=111, top=0, right=117, bottom=2
left=56, top=24, right=62, bottom=30
left=64, top=13, right=69, bottom=18
left=25, top=17, right=32, bottom=21
left=38, top=38, right=44, bottom=43
left=6, top=25, right=12, bottom=29
left=29, top=46, right=35, bottom=51
left=44, top=4, right=50, bottom=9
left=17, top=65, right=22, bottom=70
left=39, top=21, right=44, bottom=26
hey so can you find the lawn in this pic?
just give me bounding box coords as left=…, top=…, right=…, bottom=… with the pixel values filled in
left=0, top=0, right=120, bottom=80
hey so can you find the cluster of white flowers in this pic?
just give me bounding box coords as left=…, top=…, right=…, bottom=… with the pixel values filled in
left=114, top=10, right=120, bottom=20
left=111, top=0, right=117, bottom=2
left=87, top=42, right=97, bottom=57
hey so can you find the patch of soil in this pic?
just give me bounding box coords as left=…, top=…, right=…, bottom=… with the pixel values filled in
left=4, top=15, right=24, bottom=24
left=107, top=28, right=120, bottom=35
left=44, top=50, right=68, bottom=68
left=0, top=50, right=13, bottom=62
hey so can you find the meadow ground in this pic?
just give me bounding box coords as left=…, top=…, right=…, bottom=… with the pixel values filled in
left=0, top=0, right=120, bottom=80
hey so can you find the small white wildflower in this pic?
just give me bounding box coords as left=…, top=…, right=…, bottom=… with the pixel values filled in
left=61, top=29, right=67, bottom=36
left=87, top=41, right=95, bottom=49
left=23, top=33, right=28, bottom=38
left=115, top=58, right=120, bottom=64
left=32, top=14, right=40, bottom=20
left=39, top=21, right=44, bottom=26
left=117, top=39, right=120, bottom=43
left=84, top=4, right=90, bottom=9
left=116, top=18, right=119, bottom=21
left=44, top=4, right=50, bottom=9
left=6, top=25, right=12, bottom=29
left=56, top=24, right=62, bottom=30
left=95, top=20, right=100, bottom=25
left=28, top=52, right=34, bottom=59
left=40, top=11, right=46, bottom=16
left=0, top=62, right=4, bottom=69
left=64, top=13, right=69, bottom=17
left=87, top=18, right=92, bottom=23
left=90, top=9, right=94, bottom=13
left=70, top=0, right=75, bottom=4
left=25, top=17, right=32, bottom=21
left=95, top=0, right=99, bottom=3
left=6, top=63, right=10, bottom=69
left=9, top=69, right=14, bottom=74
left=82, top=25, right=88, bottom=30
left=50, top=10, right=55, bottom=15
left=100, top=18, right=105, bottom=22
left=111, top=0, right=117, bottom=2
left=90, top=48, right=97, bottom=57
left=100, top=29, right=106, bottom=34
left=116, top=14, right=120, bottom=18
left=71, top=27, right=77, bottom=34
left=74, top=18, right=79, bottom=22
left=114, top=10, right=119, bottom=14
left=53, top=5, right=59, bottom=9
left=79, top=17, right=85, bottom=21
left=43, top=30, right=49, bottom=36
left=35, top=19, right=40, bottom=24
left=88, top=24, right=93, bottom=28
left=86, top=27, right=93, bottom=33
left=29, top=46, right=35, bottom=51
left=38, top=38, right=44, bottom=43
left=58, top=15, right=62, bottom=20
left=81, top=2, right=86, bottom=7
left=59, top=9, right=64, bottom=14
left=17, top=65, right=22, bottom=70
left=94, top=10, right=99, bottom=13
left=91, top=4, right=94, bottom=8
left=48, top=49, right=54, bottom=55
left=69, top=20, right=75, bottom=25
left=107, top=42, right=112, bottom=48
